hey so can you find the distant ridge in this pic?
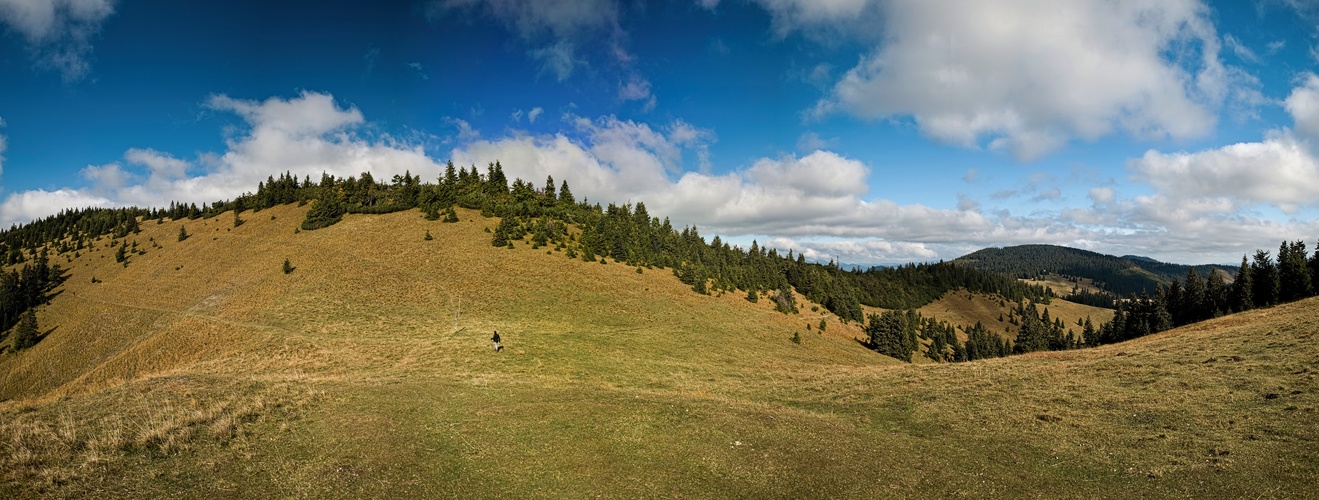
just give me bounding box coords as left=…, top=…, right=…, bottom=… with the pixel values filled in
left=955, top=244, right=1234, bottom=297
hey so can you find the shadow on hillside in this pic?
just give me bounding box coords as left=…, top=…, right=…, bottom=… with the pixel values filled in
left=36, top=326, right=58, bottom=345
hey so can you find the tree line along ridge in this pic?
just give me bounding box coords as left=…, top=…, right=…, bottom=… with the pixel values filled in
left=5, top=162, right=1318, bottom=363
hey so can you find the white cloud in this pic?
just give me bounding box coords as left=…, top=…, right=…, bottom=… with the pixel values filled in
left=529, top=40, right=580, bottom=81
left=79, top=162, right=129, bottom=193
left=796, top=131, right=837, bottom=152
left=1285, top=73, right=1319, bottom=139
left=430, top=0, right=620, bottom=80
left=804, top=0, right=1242, bottom=161
left=0, top=91, right=443, bottom=227
left=764, top=236, right=939, bottom=265
left=450, top=116, right=993, bottom=245
left=124, top=148, right=189, bottom=180
left=1129, top=130, right=1319, bottom=212
left=618, top=76, right=656, bottom=112
left=753, top=0, right=875, bottom=36
left=528, top=107, right=544, bottom=123
left=0, top=0, right=116, bottom=81
left=1223, top=34, right=1260, bottom=64
left=0, top=188, right=111, bottom=228
left=1089, top=187, right=1115, bottom=204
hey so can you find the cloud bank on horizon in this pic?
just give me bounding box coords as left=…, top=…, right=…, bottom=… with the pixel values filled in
left=1, top=0, right=1318, bottom=266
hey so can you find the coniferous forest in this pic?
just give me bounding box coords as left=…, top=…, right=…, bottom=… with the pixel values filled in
left=3, top=163, right=1319, bottom=363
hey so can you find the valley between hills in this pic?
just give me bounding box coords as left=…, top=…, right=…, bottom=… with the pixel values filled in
left=1, top=201, right=1315, bottom=497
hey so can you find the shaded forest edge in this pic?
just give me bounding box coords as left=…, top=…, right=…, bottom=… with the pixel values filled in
left=3, top=163, right=1317, bottom=363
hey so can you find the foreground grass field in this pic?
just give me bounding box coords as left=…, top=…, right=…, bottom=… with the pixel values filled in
left=2, top=205, right=1315, bottom=497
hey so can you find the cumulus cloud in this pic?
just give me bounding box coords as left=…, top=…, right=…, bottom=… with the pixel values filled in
left=0, top=0, right=116, bottom=82
left=0, top=188, right=111, bottom=228
left=1129, top=130, right=1319, bottom=213
left=0, top=91, right=442, bottom=227
left=752, top=0, right=876, bottom=36
left=765, top=236, right=939, bottom=265
left=1089, top=187, right=1115, bottom=205
left=799, top=0, right=1244, bottom=161
left=1285, top=73, right=1319, bottom=139
left=450, top=115, right=995, bottom=244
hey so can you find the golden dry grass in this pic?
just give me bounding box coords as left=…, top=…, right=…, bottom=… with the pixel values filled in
left=0, top=204, right=1314, bottom=497
left=1023, top=273, right=1105, bottom=296
left=915, top=291, right=1115, bottom=342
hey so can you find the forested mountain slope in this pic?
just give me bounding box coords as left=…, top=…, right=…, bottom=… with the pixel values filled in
left=956, top=244, right=1234, bottom=296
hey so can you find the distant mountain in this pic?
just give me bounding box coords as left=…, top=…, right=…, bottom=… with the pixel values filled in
left=955, top=244, right=1234, bottom=297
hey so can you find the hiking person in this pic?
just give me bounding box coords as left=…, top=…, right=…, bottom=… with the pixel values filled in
left=492, top=330, right=501, bottom=352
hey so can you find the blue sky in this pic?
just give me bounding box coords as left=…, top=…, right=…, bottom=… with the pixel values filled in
left=2, top=0, right=1319, bottom=265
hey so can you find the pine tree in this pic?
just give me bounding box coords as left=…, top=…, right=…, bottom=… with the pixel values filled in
left=424, top=230, right=434, bottom=241
left=558, top=180, right=575, bottom=206
left=178, top=225, right=189, bottom=242
left=233, top=209, right=244, bottom=228
left=1182, top=268, right=1206, bottom=323
left=1311, top=240, right=1319, bottom=298
left=1279, top=240, right=1312, bottom=302
left=1206, top=270, right=1227, bottom=317
left=13, top=309, right=38, bottom=350
left=443, top=206, right=459, bottom=223
left=1231, top=255, right=1253, bottom=312
left=1251, top=250, right=1278, bottom=308
left=282, top=258, right=294, bottom=274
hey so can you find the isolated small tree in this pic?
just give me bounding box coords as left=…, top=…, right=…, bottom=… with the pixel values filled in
left=818, top=318, right=827, bottom=332
left=791, top=331, right=802, bottom=344
left=422, top=203, right=441, bottom=221
left=773, top=283, right=797, bottom=314
left=443, top=205, right=459, bottom=223
left=13, top=309, right=38, bottom=350
left=745, top=288, right=759, bottom=303
left=425, top=230, right=434, bottom=241
left=233, top=209, right=244, bottom=228
left=178, top=225, right=189, bottom=242
left=114, top=243, right=127, bottom=263
left=282, top=258, right=294, bottom=274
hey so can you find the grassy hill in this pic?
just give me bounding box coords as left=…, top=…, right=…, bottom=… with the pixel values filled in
left=1, top=205, right=1315, bottom=497
left=956, top=244, right=1234, bottom=297
left=913, top=291, right=1115, bottom=342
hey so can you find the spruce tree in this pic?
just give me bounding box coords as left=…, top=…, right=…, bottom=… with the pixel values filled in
left=178, top=225, right=189, bottom=242
left=13, top=309, right=38, bottom=350
left=282, top=259, right=294, bottom=274
left=1182, top=268, right=1206, bottom=323
left=1279, top=240, right=1312, bottom=302
left=1232, top=255, right=1253, bottom=312
left=1206, top=270, right=1227, bottom=317
left=1251, top=250, right=1278, bottom=308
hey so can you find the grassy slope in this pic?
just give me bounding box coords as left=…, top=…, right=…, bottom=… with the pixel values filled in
left=1022, top=273, right=1105, bottom=296
left=1, top=204, right=1315, bottom=497
left=914, top=291, right=1115, bottom=342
